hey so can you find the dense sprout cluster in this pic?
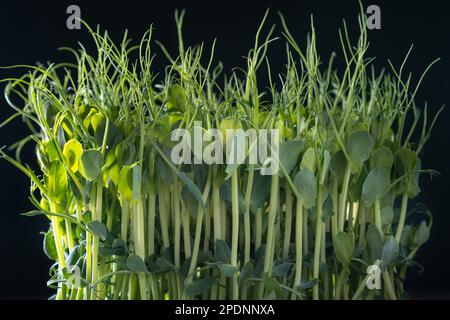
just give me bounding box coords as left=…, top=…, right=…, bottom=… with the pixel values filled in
left=0, top=11, right=440, bottom=300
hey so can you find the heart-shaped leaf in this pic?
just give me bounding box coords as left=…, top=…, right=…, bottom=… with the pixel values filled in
left=218, top=263, right=239, bottom=278
left=184, top=277, right=216, bottom=296
left=88, top=221, right=108, bottom=241
left=127, top=254, right=148, bottom=273
left=335, top=232, right=354, bottom=265
left=79, top=149, right=103, bottom=181
left=362, top=167, right=390, bottom=206
left=294, top=169, right=317, bottom=209
left=412, top=221, right=430, bottom=248
left=381, top=236, right=399, bottom=265
left=63, top=139, right=83, bottom=172
left=347, top=131, right=373, bottom=165
left=300, top=147, right=316, bottom=173
left=366, top=224, right=383, bottom=264
left=279, top=140, right=304, bottom=177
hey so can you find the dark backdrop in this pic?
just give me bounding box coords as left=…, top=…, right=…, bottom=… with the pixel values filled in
left=0, top=0, right=449, bottom=299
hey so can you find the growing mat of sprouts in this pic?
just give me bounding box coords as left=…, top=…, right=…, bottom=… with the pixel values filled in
left=0, top=11, right=441, bottom=300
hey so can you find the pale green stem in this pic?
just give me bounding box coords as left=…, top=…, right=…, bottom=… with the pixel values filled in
left=395, top=192, right=409, bottom=243
left=231, top=170, right=240, bottom=300
left=331, top=180, right=338, bottom=245
left=292, top=198, right=303, bottom=299
left=339, top=162, right=352, bottom=231
left=313, top=186, right=323, bottom=300
left=186, top=170, right=212, bottom=296
left=259, top=174, right=279, bottom=298
left=243, top=166, right=254, bottom=264
left=283, top=184, right=293, bottom=260
left=374, top=200, right=383, bottom=235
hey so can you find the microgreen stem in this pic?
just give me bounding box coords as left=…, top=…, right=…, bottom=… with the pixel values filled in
left=339, top=162, right=352, bottom=232
left=313, top=186, right=323, bottom=300
left=293, top=198, right=303, bottom=299
left=230, top=169, right=240, bottom=300
left=283, top=184, right=293, bottom=260
left=395, top=192, right=409, bottom=242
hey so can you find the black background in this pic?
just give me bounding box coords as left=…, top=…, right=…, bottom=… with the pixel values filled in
left=0, top=0, right=449, bottom=299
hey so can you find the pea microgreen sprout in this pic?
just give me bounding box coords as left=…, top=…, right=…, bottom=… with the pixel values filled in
left=0, top=8, right=441, bottom=300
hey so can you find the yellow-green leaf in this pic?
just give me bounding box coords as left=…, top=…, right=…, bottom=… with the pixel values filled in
left=63, top=139, right=83, bottom=172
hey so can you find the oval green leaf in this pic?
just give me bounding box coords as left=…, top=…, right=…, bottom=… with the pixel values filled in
left=347, top=131, right=373, bottom=165
left=362, top=167, right=390, bottom=207
left=294, top=169, right=317, bottom=209
left=79, top=149, right=103, bottom=181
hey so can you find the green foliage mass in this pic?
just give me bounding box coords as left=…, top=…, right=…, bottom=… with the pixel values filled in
left=0, top=9, right=440, bottom=300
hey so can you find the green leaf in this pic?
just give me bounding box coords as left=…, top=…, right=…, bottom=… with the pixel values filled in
left=156, top=256, right=175, bottom=271
left=380, top=207, right=394, bottom=225
left=335, top=232, right=354, bottom=265
left=400, top=225, right=413, bottom=248
left=381, top=236, right=399, bottom=265
left=112, top=239, right=127, bottom=256
left=407, top=159, right=421, bottom=198
left=348, top=169, right=367, bottom=203
left=66, top=245, right=81, bottom=267
left=98, top=246, right=115, bottom=257
left=300, top=147, right=316, bottom=172
left=82, top=210, right=92, bottom=225
left=79, top=149, right=103, bottom=181
left=395, top=147, right=417, bottom=174
left=47, top=160, right=68, bottom=203
left=127, top=254, right=148, bottom=273
left=63, top=139, right=83, bottom=172
left=366, top=225, right=383, bottom=264
left=184, top=277, right=216, bottom=296
left=43, top=231, right=58, bottom=261
left=321, top=195, right=334, bottom=221
left=412, top=221, right=430, bottom=248
left=320, top=150, right=331, bottom=184
left=218, top=263, right=239, bottom=277
left=330, top=151, right=347, bottom=181
left=88, top=221, right=108, bottom=241
left=278, top=140, right=304, bottom=177
left=239, top=262, right=254, bottom=285
left=118, top=165, right=134, bottom=202
left=44, top=140, right=60, bottom=162
left=250, top=173, right=270, bottom=213
left=362, top=167, right=390, bottom=206
left=91, top=113, right=112, bottom=147
left=299, top=278, right=319, bottom=289
left=370, top=146, right=393, bottom=172
left=347, top=131, right=373, bottom=165
left=167, top=85, right=187, bottom=112
left=147, top=256, right=174, bottom=274
left=263, top=276, right=282, bottom=298
left=294, top=169, right=317, bottom=209
left=179, top=171, right=205, bottom=208
left=272, top=262, right=292, bottom=277
left=115, top=142, right=136, bottom=166
left=61, top=266, right=88, bottom=289
left=104, top=149, right=120, bottom=184
left=400, top=225, right=413, bottom=249
left=215, top=240, right=231, bottom=263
